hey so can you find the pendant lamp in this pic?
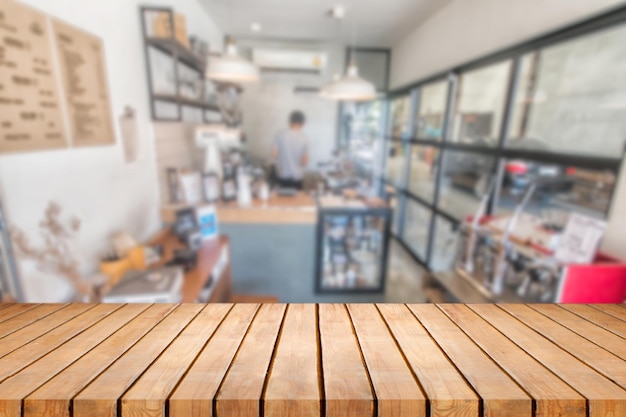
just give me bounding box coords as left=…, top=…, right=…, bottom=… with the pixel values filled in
left=320, top=7, right=376, bottom=102
left=323, top=58, right=376, bottom=101
left=206, top=37, right=259, bottom=84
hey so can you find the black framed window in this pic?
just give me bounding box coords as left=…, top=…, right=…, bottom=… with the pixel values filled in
left=407, top=145, right=439, bottom=204
left=415, top=80, right=448, bottom=141
left=452, top=60, right=512, bottom=146
left=378, top=6, right=626, bottom=271
left=507, top=24, right=626, bottom=158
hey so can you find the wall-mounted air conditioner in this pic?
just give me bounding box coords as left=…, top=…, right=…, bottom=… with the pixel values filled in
left=252, top=49, right=328, bottom=74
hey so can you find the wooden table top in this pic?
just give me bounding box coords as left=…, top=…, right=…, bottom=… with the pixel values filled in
left=0, top=303, right=625, bottom=417
left=161, top=192, right=318, bottom=225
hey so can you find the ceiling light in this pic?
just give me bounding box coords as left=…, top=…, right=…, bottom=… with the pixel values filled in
left=322, top=63, right=376, bottom=101
left=250, top=22, right=262, bottom=32
left=206, top=37, right=259, bottom=84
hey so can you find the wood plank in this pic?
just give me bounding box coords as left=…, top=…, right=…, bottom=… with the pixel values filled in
left=23, top=304, right=177, bottom=417
left=318, top=304, right=374, bottom=417
left=377, top=304, right=479, bottom=417
left=561, top=304, right=626, bottom=339
left=72, top=304, right=204, bottom=417
left=407, top=304, right=531, bottom=417
left=469, top=304, right=626, bottom=417
left=439, top=304, right=586, bottom=417
left=0, top=304, right=67, bottom=339
left=121, top=304, right=233, bottom=417
left=0, top=303, right=120, bottom=384
left=0, top=304, right=40, bottom=323
left=169, top=304, right=259, bottom=417
left=216, top=304, right=286, bottom=417
left=0, top=304, right=93, bottom=359
left=592, top=304, right=626, bottom=321
left=529, top=304, right=626, bottom=359
left=264, top=304, right=321, bottom=417
left=500, top=304, right=626, bottom=390
left=347, top=304, right=426, bottom=417
left=0, top=304, right=149, bottom=417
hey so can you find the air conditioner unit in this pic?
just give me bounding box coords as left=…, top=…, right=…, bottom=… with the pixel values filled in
left=252, top=48, right=328, bottom=74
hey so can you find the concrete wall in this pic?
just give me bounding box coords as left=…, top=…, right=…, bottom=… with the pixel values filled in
left=0, top=0, right=222, bottom=301
left=391, top=0, right=626, bottom=89
left=237, top=40, right=345, bottom=168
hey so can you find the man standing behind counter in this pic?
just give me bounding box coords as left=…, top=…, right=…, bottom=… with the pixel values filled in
left=271, top=110, right=309, bottom=190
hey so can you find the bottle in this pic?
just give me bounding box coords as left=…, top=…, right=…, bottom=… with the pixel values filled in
left=202, top=172, right=220, bottom=203
left=221, top=161, right=237, bottom=202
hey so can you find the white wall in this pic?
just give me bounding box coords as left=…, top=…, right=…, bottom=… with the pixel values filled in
left=391, top=0, right=626, bottom=89
left=0, top=0, right=222, bottom=301
left=237, top=40, right=344, bottom=168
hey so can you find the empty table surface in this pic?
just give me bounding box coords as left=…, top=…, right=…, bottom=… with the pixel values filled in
left=0, top=303, right=624, bottom=417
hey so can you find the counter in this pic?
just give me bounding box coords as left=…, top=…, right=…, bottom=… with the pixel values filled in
left=161, top=192, right=318, bottom=225
left=0, top=303, right=624, bottom=417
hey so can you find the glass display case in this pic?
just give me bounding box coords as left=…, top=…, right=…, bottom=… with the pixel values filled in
left=315, top=198, right=392, bottom=293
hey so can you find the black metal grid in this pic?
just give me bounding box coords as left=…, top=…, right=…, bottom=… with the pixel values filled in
left=379, top=5, right=626, bottom=270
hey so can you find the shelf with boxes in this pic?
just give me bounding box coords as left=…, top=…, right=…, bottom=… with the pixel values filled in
left=140, top=6, right=222, bottom=122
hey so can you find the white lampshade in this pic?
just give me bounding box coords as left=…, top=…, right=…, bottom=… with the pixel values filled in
left=321, top=64, right=376, bottom=102
left=206, top=42, right=259, bottom=84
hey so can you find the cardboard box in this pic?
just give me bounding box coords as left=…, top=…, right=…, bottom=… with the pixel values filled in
left=153, top=11, right=189, bottom=48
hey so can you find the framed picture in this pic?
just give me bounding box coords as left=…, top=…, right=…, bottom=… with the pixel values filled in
left=315, top=206, right=392, bottom=294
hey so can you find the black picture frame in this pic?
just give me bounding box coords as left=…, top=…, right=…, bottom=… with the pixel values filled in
left=314, top=205, right=392, bottom=294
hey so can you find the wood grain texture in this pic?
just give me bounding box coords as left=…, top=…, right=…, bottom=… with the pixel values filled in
left=469, top=304, right=626, bottom=417
left=0, top=304, right=93, bottom=359
left=377, top=304, right=479, bottom=417
left=0, top=303, right=623, bottom=417
left=216, top=304, right=286, bottom=417
left=0, top=304, right=67, bottom=339
left=121, top=304, right=232, bottom=417
left=561, top=304, right=626, bottom=339
left=529, top=304, right=626, bottom=362
left=408, top=304, right=531, bottom=417
left=500, top=304, right=626, bottom=390
left=348, top=304, right=426, bottom=417
left=319, top=304, right=374, bottom=417
left=0, top=304, right=148, bottom=417
left=592, top=304, right=626, bottom=321
left=439, top=304, right=586, bottom=417
left=24, top=304, right=177, bottom=417
left=0, top=304, right=40, bottom=323
left=0, top=304, right=120, bottom=384
left=73, top=304, right=205, bottom=417
left=264, top=304, right=321, bottom=417
left=169, top=304, right=259, bottom=417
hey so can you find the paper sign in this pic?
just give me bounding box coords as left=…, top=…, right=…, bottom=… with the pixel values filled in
left=555, top=213, right=607, bottom=265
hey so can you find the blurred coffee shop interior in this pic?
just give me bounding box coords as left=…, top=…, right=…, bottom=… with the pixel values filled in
left=1, top=0, right=626, bottom=305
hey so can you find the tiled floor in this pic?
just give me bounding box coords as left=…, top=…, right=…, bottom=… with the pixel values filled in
left=384, top=239, right=428, bottom=303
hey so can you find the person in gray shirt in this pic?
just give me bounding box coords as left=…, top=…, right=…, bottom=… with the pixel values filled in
left=271, top=110, right=309, bottom=189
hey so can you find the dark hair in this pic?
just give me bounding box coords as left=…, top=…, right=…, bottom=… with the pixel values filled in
left=289, top=110, right=305, bottom=126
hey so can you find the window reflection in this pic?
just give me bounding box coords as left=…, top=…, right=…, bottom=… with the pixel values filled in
left=453, top=61, right=512, bottom=145
left=390, top=96, right=411, bottom=138
left=386, top=141, right=408, bottom=187
left=508, top=25, right=626, bottom=158
left=416, top=80, right=448, bottom=140
left=408, top=146, right=438, bottom=203
left=439, top=151, right=497, bottom=220
left=403, top=200, right=431, bottom=260
left=496, top=160, right=615, bottom=219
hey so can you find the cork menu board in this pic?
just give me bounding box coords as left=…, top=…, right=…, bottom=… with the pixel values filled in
left=0, top=1, right=68, bottom=153
left=0, top=0, right=114, bottom=154
left=53, top=19, right=114, bottom=147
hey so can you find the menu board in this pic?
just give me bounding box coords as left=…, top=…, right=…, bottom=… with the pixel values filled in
left=53, top=19, right=114, bottom=146
left=0, top=1, right=68, bottom=153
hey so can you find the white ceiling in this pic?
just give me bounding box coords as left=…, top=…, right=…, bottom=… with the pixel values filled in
left=199, top=0, right=450, bottom=47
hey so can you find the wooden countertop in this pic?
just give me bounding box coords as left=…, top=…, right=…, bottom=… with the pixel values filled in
left=150, top=229, right=231, bottom=303
left=161, top=192, right=317, bottom=225
left=0, top=303, right=625, bottom=417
